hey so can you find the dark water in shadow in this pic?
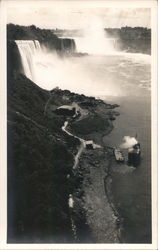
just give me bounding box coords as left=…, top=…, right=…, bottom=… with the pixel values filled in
left=103, top=96, right=151, bottom=243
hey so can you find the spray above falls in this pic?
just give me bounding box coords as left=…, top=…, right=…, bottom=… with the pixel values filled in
left=75, top=17, right=117, bottom=55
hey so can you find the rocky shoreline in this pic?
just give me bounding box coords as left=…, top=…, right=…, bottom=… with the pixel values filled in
left=72, top=148, right=120, bottom=243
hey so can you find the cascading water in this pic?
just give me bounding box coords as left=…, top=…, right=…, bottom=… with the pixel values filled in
left=60, top=39, right=76, bottom=53
left=15, top=40, right=41, bottom=81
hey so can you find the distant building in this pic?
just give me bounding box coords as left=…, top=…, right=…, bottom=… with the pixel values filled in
left=55, top=105, right=76, bottom=116
left=85, top=140, right=94, bottom=149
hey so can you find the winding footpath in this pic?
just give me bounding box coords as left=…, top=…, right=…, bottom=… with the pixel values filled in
left=62, top=119, right=102, bottom=241
left=62, top=120, right=101, bottom=169
left=62, top=121, right=86, bottom=169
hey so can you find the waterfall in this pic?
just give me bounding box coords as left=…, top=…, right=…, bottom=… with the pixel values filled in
left=60, top=38, right=76, bottom=53
left=15, top=40, right=41, bottom=81
left=15, top=39, right=76, bottom=85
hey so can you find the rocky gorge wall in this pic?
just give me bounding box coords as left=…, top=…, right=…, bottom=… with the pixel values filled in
left=105, top=27, right=151, bottom=54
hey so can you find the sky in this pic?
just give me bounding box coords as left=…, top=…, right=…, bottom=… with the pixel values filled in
left=6, top=1, right=151, bottom=29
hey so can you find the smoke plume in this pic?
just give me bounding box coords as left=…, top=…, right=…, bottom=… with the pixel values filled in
left=120, top=136, right=138, bottom=149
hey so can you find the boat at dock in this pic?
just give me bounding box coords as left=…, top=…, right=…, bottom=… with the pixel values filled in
left=114, top=148, right=125, bottom=163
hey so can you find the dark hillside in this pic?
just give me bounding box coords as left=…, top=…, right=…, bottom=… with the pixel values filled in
left=7, top=73, right=79, bottom=243
left=7, top=72, right=117, bottom=243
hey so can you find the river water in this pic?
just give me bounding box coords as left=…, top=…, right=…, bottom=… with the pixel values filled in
left=103, top=95, right=151, bottom=243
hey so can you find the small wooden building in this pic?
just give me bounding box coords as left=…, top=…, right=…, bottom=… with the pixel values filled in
left=85, top=140, right=94, bottom=149
left=55, top=105, right=76, bottom=116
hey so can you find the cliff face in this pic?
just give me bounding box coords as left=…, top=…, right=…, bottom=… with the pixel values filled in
left=105, top=27, right=151, bottom=54
left=7, top=24, right=76, bottom=53
left=7, top=41, right=24, bottom=76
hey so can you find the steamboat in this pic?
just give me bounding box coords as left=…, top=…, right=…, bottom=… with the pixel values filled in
left=128, top=142, right=141, bottom=165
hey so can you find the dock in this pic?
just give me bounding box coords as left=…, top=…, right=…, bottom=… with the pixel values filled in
left=113, top=148, right=125, bottom=163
